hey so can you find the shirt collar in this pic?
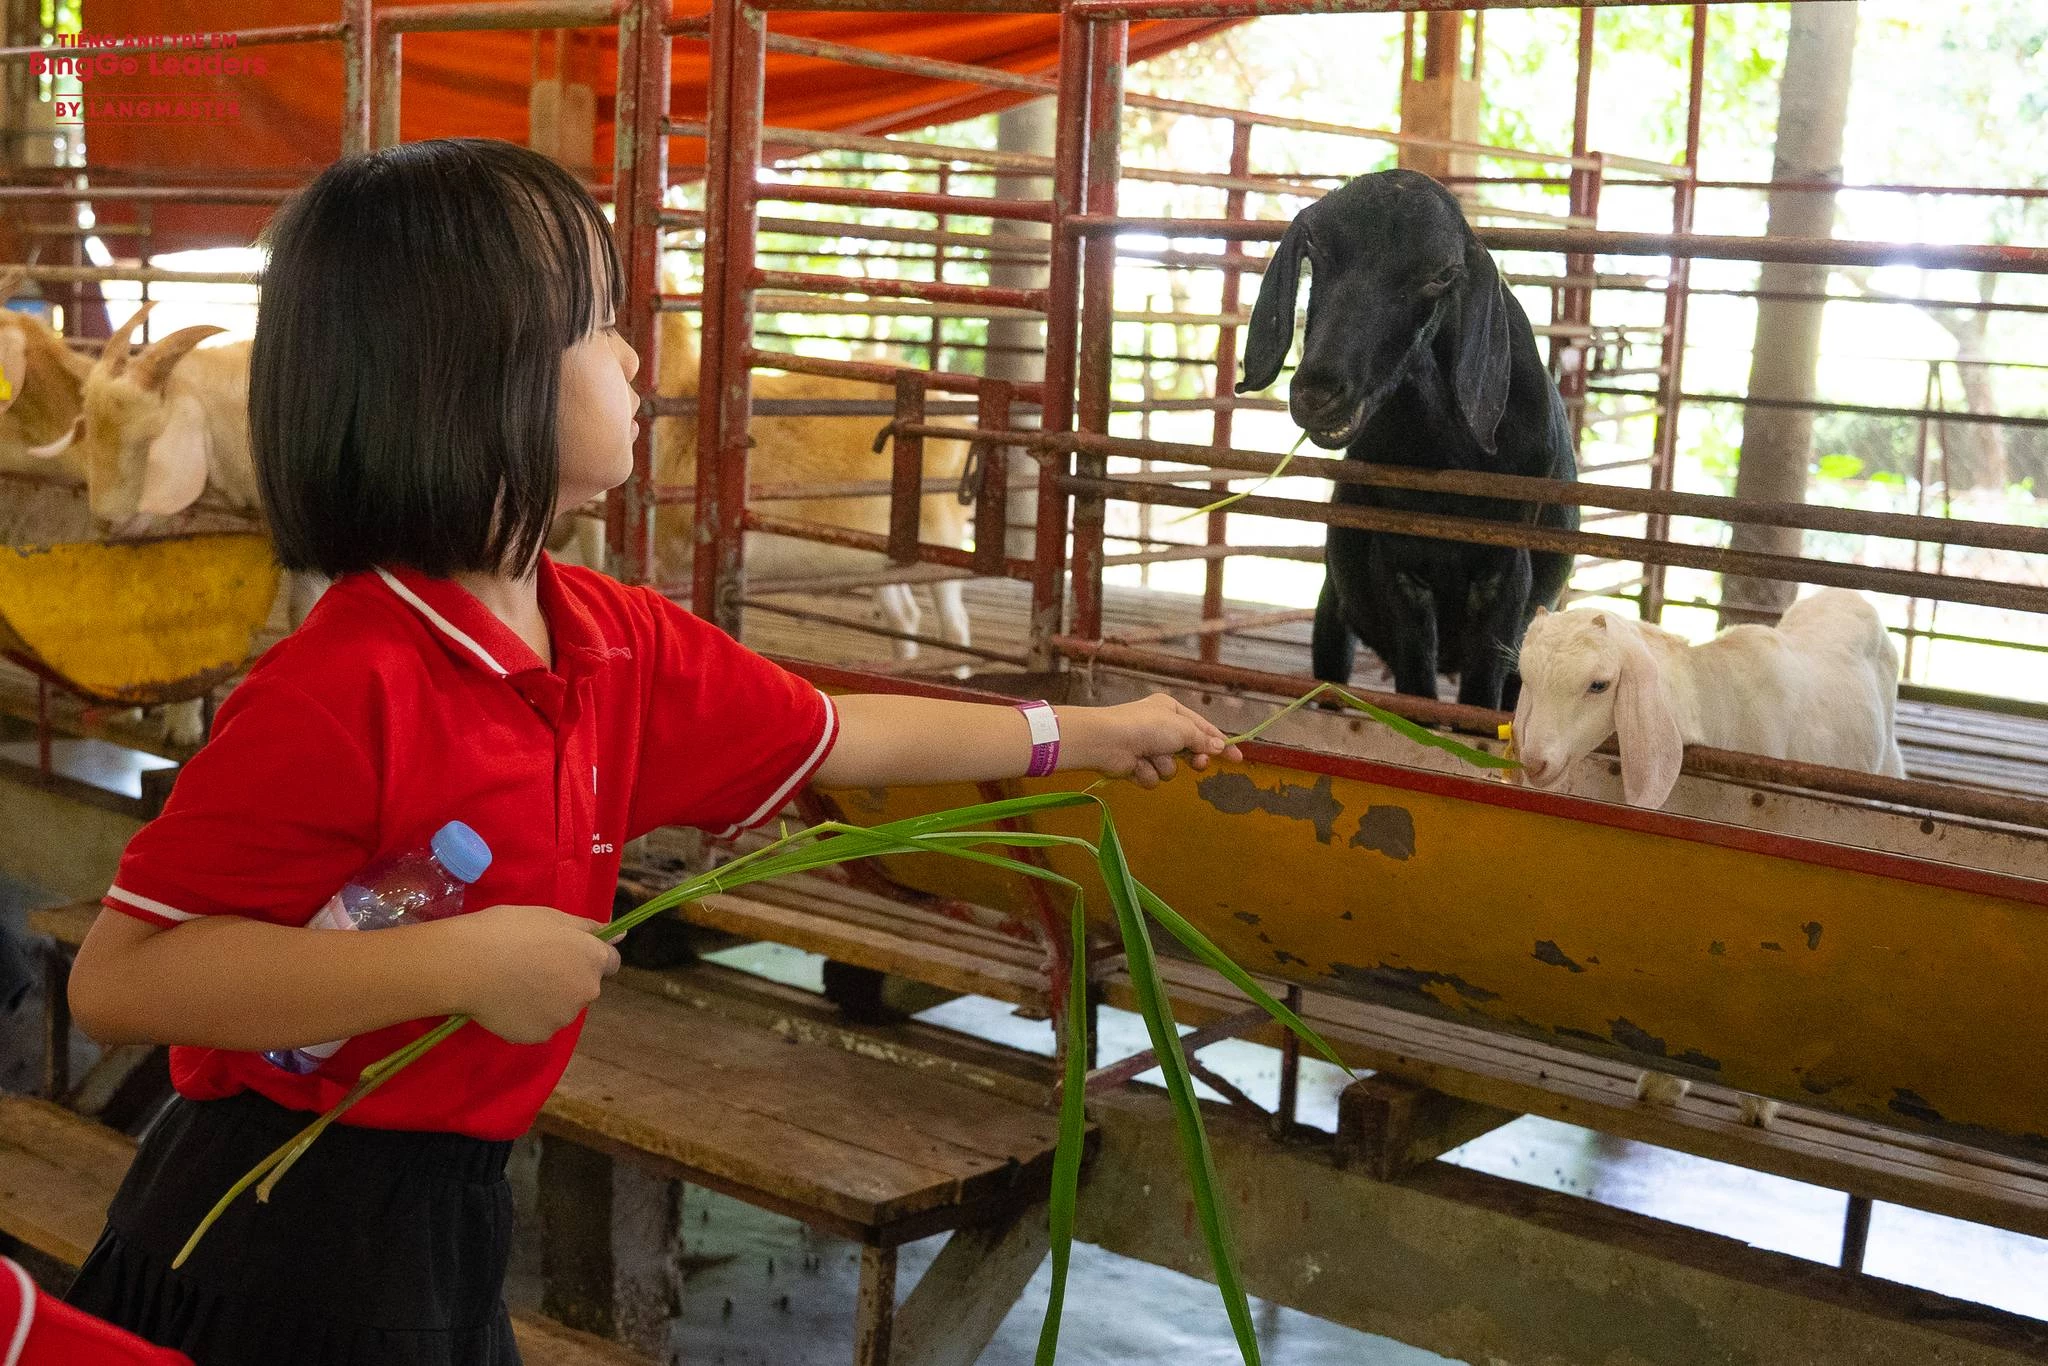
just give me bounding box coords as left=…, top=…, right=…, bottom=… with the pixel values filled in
left=374, top=556, right=614, bottom=683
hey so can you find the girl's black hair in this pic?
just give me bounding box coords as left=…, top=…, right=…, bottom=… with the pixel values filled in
left=250, top=137, right=622, bottom=579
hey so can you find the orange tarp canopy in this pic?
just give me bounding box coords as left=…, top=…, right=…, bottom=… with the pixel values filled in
left=75, top=2, right=1236, bottom=257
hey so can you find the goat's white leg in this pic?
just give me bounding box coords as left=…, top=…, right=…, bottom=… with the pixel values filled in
left=873, top=584, right=921, bottom=661
left=159, top=698, right=205, bottom=747
left=926, top=580, right=973, bottom=679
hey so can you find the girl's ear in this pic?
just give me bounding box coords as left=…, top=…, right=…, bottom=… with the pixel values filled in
left=1614, top=631, right=1683, bottom=808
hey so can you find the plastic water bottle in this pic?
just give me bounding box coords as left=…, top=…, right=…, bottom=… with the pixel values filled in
left=263, top=820, right=493, bottom=1075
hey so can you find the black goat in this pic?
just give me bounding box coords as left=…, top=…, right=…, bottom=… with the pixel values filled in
left=1238, top=169, right=1578, bottom=710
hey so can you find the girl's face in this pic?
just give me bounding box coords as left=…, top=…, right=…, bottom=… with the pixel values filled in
left=555, top=302, right=640, bottom=514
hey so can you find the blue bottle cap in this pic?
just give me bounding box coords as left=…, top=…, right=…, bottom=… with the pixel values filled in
left=431, top=821, right=493, bottom=884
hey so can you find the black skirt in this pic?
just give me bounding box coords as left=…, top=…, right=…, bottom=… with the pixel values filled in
left=64, top=1090, right=520, bottom=1366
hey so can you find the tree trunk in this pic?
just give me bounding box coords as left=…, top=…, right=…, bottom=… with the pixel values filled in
left=988, top=98, right=1056, bottom=561
left=1720, top=1, right=1861, bottom=627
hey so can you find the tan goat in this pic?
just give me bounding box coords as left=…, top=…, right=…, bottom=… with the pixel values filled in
left=651, top=308, right=974, bottom=660
left=29, top=305, right=316, bottom=745
left=0, top=268, right=92, bottom=483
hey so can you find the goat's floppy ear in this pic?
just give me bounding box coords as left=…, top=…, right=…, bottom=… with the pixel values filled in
left=1238, top=217, right=1309, bottom=394
left=137, top=392, right=211, bottom=517
left=1453, top=235, right=1513, bottom=454
left=1612, top=628, right=1684, bottom=809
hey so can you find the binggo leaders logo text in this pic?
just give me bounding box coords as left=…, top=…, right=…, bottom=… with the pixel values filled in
left=34, top=32, right=260, bottom=125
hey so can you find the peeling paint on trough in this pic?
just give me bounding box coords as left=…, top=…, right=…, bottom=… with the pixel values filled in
left=1349, top=805, right=1416, bottom=860
left=1329, top=961, right=1501, bottom=1006
left=1533, top=940, right=1585, bottom=973
left=1197, top=771, right=1343, bottom=844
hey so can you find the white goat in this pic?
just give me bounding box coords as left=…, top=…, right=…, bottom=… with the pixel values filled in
left=651, top=297, right=974, bottom=662
left=1512, top=589, right=1906, bottom=809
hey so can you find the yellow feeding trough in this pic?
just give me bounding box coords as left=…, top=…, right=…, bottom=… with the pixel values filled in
left=0, top=534, right=280, bottom=705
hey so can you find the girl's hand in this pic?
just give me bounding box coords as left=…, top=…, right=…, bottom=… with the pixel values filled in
left=440, top=904, right=621, bottom=1044
left=1062, top=694, right=1243, bottom=789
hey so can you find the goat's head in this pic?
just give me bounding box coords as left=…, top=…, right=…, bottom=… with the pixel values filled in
left=1238, top=169, right=1512, bottom=454
left=1513, top=607, right=1684, bottom=807
left=36, top=304, right=224, bottom=530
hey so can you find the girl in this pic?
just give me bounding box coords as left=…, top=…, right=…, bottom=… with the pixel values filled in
left=59, top=138, right=1238, bottom=1366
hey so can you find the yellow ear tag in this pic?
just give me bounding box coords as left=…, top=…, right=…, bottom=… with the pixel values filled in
left=0, top=363, right=12, bottom=404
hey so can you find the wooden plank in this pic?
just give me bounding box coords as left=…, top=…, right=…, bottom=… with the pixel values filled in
left=511, top=1313, right=651, bottom=1366
left=0, top=1097, right=132, bottom=1267
left=29, top=899, right=98, bottom=951
left=890, top=1203, right=1050, bottom=1366
left=546, top=984, right=1064, bottom=1235
left=578, top=988, right=1061, bottom=1175
left=687, top=889, right=1048, bottom=1008
left=1332, top=1075, right=1518, bottom=1180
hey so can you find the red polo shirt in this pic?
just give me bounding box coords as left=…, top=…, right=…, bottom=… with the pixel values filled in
left=100, top=557, right=838, bottom=1140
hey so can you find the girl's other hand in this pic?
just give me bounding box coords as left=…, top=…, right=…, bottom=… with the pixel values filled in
left=441, top=904, right=621, bottom=1044
left=1063, top=694, right=1242, bottom=790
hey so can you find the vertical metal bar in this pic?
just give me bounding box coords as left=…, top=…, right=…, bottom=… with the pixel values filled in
left=614, top=0, right=669, bottom=587
left=1070, top=16, right=1125, bottom=644
left=1031, top=14, right=1091, bottom=667
left=1202, top=119, right=1255, bottom=663
left=1643, top=3, right=1708, bottom=624
left=1840, top=1195, right=1873, bottom=1273
left=1555, top=8, right=1598, bottom=437
left=1273, top=983, right=1302, bottom=1137
left=929, top=165, right=950, bottom=371
left=694, top=0, right=735, bottom=618
left=700, top=0, right=765, bottom=637
left=339, top=0, right=373, bottom=156
left=972, top=382, right=1013, bottom=577
left=1903, top=362, right=1938, bottom=678
left=1401, top=11, right=1416, bottom=83
left=373, top=23, right=402, bottom=149
left=1470, top=8, right=1484, bottom=85
left=889, top=373, right=925, bottom=564
left=852, top=1245, right=897, bottom=1366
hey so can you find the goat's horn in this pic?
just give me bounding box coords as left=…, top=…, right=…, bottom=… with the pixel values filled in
left=24, top=416, right=82, bottom=460
left=93, top=302, right=157, bottom=379
left=131, top=324, right=225, bottom=392
left=0, top=268, right=23, bottom=300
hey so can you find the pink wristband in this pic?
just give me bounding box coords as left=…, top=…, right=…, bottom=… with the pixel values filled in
left=1016, top=699, right=1061, bottom=778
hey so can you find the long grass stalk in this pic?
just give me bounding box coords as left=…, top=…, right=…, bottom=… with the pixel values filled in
left=174, top=685, right=1512, bottom=1363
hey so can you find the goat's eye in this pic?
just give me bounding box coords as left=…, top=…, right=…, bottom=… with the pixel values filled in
left=1586, top=679, right=1611, bottom=694
left=1420, top=268, right=1460, bottom=299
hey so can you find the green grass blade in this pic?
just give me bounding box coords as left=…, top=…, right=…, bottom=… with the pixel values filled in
left=1035, top=885, right=1092, bottom=1366
left=1133, top=884, right=1349, bottom=1075
left=1097, top=811, right=1261, bottom=1366
left=1226, top=682, right=1516, bottom=771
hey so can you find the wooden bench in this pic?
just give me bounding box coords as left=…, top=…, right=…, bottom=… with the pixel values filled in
left=0, top=1095, right=647, bottom=1365
left=30, top=899, right=1077, bottom=1366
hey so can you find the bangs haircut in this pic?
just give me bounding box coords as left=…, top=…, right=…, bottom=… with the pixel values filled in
left=250, top=137, right=623, bottom=579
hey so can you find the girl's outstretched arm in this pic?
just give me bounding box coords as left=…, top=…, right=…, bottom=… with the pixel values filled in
left=69, top=902, right=620, bottom=1051
left=814, top=692, right=1242, bottom=791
